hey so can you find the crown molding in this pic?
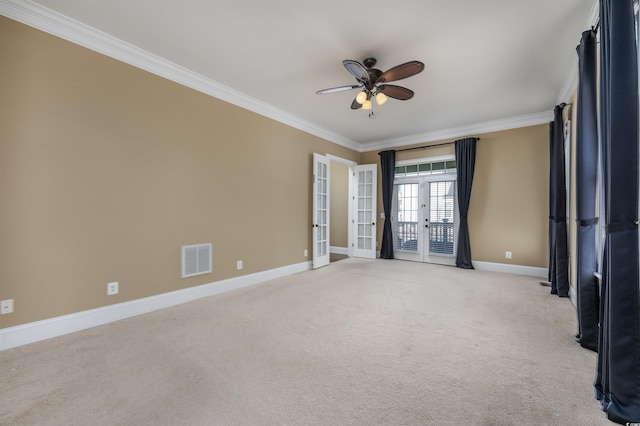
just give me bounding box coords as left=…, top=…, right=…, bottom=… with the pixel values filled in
left=361, top=110, right=554, bottom=152
left=1, top=0, right=562, bottom=155
left=0, top=0, right=360, bottom=151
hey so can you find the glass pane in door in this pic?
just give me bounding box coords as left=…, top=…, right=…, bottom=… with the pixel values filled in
left=395, top=183, right=419, bottom=252
left=317, top=162, right=328, bottom=257
left=429, top=181, right=455, bottom=255
left=356, top=170, right=374, bottom=250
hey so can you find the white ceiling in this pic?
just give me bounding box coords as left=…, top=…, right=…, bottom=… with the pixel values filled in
left=5, top=0, right=596, bottom=151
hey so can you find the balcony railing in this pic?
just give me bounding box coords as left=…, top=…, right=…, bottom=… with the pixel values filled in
left=396, top=221, right=454, bottom=255
left=396, top=221, right=419, bottom=251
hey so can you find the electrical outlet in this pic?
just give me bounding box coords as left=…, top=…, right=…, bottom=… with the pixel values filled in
left=236, top=260, right=243, bottom=270
left=107, top=282, right=119, bottom=295
left=505, top=251, right=512, bottom=259
left=304, top=249, right=308, bottom=257
left=1, top=299, right=14, bottom=314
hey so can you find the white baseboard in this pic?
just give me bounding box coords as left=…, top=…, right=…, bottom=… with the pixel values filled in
left=472, top=260, right=547, bottom=278
left=0, top=261, right=312, bottom=351
left=330, top=246, right=348, bottom=255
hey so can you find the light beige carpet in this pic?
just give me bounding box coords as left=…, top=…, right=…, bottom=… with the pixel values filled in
left=0, top=258, right=609, bottom=425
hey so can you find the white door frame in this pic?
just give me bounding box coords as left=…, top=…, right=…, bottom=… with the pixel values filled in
left=393, top=174, right=459, bottom=266
left=312, top=154, right=358, bottom=266
left=326, top=154, right=357, bottom=259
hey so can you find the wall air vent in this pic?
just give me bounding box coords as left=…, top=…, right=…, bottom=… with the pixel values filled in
left=181, top=243, right=212, bottom=278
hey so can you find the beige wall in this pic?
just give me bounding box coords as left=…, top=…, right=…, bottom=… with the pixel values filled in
left=361, top=124, right=549, bottom=268
left=329, top=161, right=349, bottom=249
left=0, top=17, right=359, bottom=328
left=470, top=126, right=548, bottom=266
left=0, top=16, right=552, bottom=330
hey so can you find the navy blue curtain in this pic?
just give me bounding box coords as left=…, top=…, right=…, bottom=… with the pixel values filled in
left=575, top=29, right=599, bottom=352
left=595, top=0, right=640, bottom=423
left=455, top=137, right=477, bottom=269
left=379, top=150, right=395, bottom=259
left=547, top=122, right=556, bottom=283
left=550, top=105, right=570, bottom=297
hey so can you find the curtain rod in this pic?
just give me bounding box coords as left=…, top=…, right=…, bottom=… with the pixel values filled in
left=393, top=137, right=480, bottom=153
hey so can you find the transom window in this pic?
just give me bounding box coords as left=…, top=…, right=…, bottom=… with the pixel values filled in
left=395, top=160, right=456, bottom=177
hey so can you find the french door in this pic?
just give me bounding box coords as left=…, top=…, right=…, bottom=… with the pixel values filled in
left=312, top=155, right=377, bottom=266
left=392, top=178, right=458, bottom=266
left=312, top=153, right=330, bottom=269
left=350, top=164, right=377, bottom=259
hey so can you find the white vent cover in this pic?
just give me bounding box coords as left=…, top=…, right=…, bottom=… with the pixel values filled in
left=181, top=243, right=212, bottom=278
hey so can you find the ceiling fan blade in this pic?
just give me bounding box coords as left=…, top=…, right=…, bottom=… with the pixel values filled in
left=315, top=84, right=362, bottom=95
left=378, top=85, right=414, bottom=100
left=350, top=98, right=363, bottom=110
left=343, top=60, right=370, bottom=82
left=379, top=61, right=425, bottom=83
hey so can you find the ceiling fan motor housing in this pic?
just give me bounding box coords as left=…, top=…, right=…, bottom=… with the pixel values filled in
left=362, top=58, right=382, bottom=89
left=365, top=71, right=382, bottom=90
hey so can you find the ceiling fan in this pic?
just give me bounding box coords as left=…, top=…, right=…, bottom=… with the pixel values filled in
left=316, top=58, right=425, bottom=114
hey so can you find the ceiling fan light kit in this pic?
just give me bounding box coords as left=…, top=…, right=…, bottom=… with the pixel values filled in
left=316, top=57, right=424, bottom=118
left=355, top=91, right=367, bottom=104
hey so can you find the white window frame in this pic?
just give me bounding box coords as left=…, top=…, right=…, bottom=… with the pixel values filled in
left=394, top=155, right=457, bottom=178
left=392, top=155, right=459, bottom=264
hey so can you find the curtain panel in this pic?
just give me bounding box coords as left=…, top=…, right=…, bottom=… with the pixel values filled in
left=595, top=0, right=640, bottom=423
left=574, top=29, right=599, bottom=352
left=550, top=105, right=570, bottom=297
left=547, top=122, right=557, bottom=283
left=454, top=137, right=478, bottom=269
left=379, top=150, right=395, bottom=259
